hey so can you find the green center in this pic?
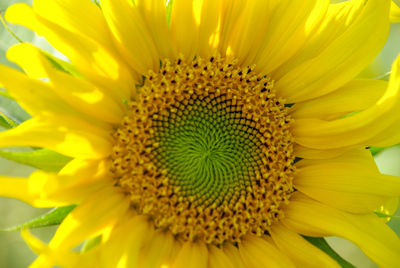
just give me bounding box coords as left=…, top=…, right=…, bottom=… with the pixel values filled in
left=151, top=93, right=264, bottom=206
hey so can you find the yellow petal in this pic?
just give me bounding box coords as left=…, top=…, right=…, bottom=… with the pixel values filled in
left=208, top=245, right=235, bottom=268
left=101, top=0, right=160, bottom=74
left=0, top=64, right=84, bottom=120
left=239, top=235, right=295, bottom=268
left=391, top=1, right=400, bottom=22
left=294, top=144, right=348, bottom=160
left=7, top=43, right=125, bottom=124
left=49, top=186, right=130, bottom=251
left=283, top=193, right=400, bottom=268
left=99, top=215, right=154, bottom=268
left=0, top=159, right=111, bottom=207
left=222, top=243, right=246, bottom=268
left=295, top=149, right=400, bottom=213
left=196, top=0, right=224, bottom=58
left=293, top=55, right=400, bottom=150
left=5, top=3, right=135, bottom=98
left=136, top=0, right=177, bottom=59
left=222, top=1, right=270, bottom=65
left=32, top=0, right=112, bottom=50
left=270, top=223, right=340, bottom=268
left=22, top=229, right=80, bottom=268
left=172, top=241, right=208, bottom=268
left=275, top=0, right=391, bottom=102
left=0, top=117, right=112, bottom=159
left=255, top=0, right=329, bottom=75
left=170, top=0, right=199, bottom=61
left=291, top=79, right=387, bottom=120
left=138, top=230, right=177, bottom=268
left=0, top=176, right=53, bottom=208
left=217, top=0, right=246, bottom=58
left=376, top=197, right=399, bottom=222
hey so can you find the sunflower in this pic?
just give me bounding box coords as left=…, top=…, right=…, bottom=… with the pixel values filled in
left=1, top=0, right=400, bottom=267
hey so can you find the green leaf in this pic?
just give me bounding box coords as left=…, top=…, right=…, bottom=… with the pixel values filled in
left=166, top=0, right=174, bottom=25
left=0, top=111, right=17, bottom=129
left=92, top=0, right=101, bottom=8
left=370, top=146, right=387, bottom=156
left=0, top=149, right=71, bottom=172
left=0, top=12, right=23, bottom=43
left=81, top=235, right=102, bottom=252
left=2, top=205, right=76, bottom=231
left=42, top=52, right=82, bottom=78
left=303, top=236, right=356, bottom=268
left=375, top=211, right=400, bottom=219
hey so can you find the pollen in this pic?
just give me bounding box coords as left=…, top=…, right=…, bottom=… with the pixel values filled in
left=111, top=55, right=296, bottom=245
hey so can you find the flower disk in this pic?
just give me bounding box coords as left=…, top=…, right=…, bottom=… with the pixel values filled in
left=111, top=56, right=296, bottom=245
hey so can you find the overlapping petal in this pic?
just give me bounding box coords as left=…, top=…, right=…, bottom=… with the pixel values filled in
left=275, top=0, right=391, bottom=102
left=0, top=117, right=112, bottom=158
left=391, top=1, right=400, bottom=22
left=283, top=193, right=400, bottom=268
left=7, top=43, right=125, bottom=124
left=293, top=54, right=400, bottom=150
left=291, top=79, right=387, bottom=121
left=270, top=223, right=340, bottom=268
left=101, top=0, right=160, bottom=75
left=295, top=149, right=400, bottom=213
left=5, top=3, right=136, bottom=98
left=238, top=235, right=296, bottom=268
left=0, top=159, right=110, bottom=207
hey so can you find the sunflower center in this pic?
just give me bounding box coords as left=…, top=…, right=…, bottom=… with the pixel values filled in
left=111, top=56, right=295, bottom=244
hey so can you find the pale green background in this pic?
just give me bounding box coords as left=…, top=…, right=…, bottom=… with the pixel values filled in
left=0, top=0, right=400, bottom=267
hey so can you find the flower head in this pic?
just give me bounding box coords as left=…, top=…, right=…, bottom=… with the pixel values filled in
left=1, top=0, right=400, bottom=267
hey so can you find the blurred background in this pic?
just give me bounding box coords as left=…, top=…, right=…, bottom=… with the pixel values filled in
left=1, top=0, right=400, bottom=267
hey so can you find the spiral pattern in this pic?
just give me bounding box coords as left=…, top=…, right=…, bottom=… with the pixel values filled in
left=111, top=55, right=295, bottom=244
left=152, top=93, right=264, bottom=207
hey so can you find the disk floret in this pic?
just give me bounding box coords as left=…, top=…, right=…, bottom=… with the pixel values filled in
left=111, top=56, right=295, bottom=244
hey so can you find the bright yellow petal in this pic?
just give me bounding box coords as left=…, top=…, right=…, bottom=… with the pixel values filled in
left=291, top=79, right=387, bottom=120
left=222, top=243, right=246, bottom=268
left=275, top=0, right=391, bottom=102
left=294, top=144, right=348, bottom=160
left=5, top=3, right=136, bottom=98
left=98, top=215, right=155, bottom=268
left=48, top=186, right=130, bottom=251
left=0, top=176, right=55, bottom=208
left=22, top=229, right=80, bottom=268
left=295, top=149, right=400, bottom=213
left=32, top=0, right=112, bottom=50
left=0, top=64, right=87, bottom=120
left=283, top=193, right=400, bottom=268
left=0, top=159, right=111, bottom=207
left=136, top=0, right=177, bottom=59
left=170, top=0, right=199, bottom=61
left=208, top=245, right=235, bottom=268
left=255, top=0, right=329, bottom=75
left=217, top=0, right=245, bottom=58
left=197, top=0, right=225, bottom=58
left=270, top=223, right=340, bottom=268
left=239, top=235, right=296, bottom=268
left=222, top=1, right=270, bottom=65
left=7, top=43, right=125, bottom=124
left=391, top=1, right=400, bottom=22
left=101, top=0, right=160, bottom=74
left=0, top=117, right=112, bottom=159
left=293, top=55, right=400, bottom=150
left=172, top=241, right=208, bottom=268
left=137, top=230, right=178, bottom=268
